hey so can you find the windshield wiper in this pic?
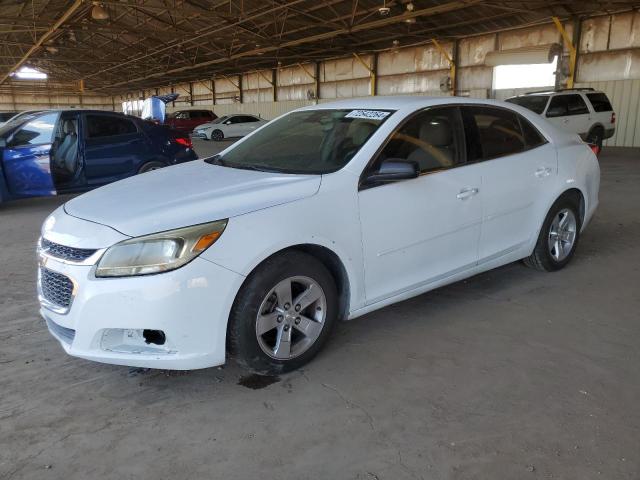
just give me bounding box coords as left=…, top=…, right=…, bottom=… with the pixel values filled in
left=204, top=154, right=225, bottom=166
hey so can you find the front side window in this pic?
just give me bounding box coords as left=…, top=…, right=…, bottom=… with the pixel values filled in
left=505, top=95, right=550, bottom=114
left=372, top=107, right=463, bottom=174
left=462, top=106, right=525, bottom=161
left=546, top=96, right=568, bottom=117
left=210, top=109, right=392, bottom=174
left=86, top=115, right=137, bottom=138
left=565, top=94, right=589, bottom=115
left=6, top=112, right=59, bottom=147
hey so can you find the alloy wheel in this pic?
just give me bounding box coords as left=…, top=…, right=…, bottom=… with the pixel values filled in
left=547, top=208, right=577, bottom=262
left=255, top=276, right=327, bottom=360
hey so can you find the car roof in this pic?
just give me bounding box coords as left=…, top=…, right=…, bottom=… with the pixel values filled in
left=510, top=88, right=605, bottom=98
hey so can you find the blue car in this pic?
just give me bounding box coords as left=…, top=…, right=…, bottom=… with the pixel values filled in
left=0, top=109, right=198, bottom=202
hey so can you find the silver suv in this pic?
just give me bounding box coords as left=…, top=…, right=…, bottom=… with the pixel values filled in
left=506, top=88, right=615, bottom=152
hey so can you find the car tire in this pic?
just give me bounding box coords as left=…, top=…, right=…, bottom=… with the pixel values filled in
left=138, top=161, right=167, bottom=173
left=524, top=194, right=581, bottom=272
left=227, top=251, right=338, bottom=375
left=211, top=129, right=224, bottom=141
left=586, top=126, right=604, bottom=154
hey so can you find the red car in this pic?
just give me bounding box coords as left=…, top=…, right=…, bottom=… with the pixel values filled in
left=165, top=109, right=217, bottom=132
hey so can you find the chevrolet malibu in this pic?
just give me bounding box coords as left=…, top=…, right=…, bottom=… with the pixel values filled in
left=37, top=97, right=600, bottom=374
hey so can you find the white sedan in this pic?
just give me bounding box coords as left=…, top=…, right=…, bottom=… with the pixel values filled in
left=192, top=113, right=268, bottom=141
left=37, top=96, right=599, bottom=374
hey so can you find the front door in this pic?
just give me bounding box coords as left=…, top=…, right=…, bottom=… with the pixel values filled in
left=82, top=113, right=146, bottom=186
left=545, top=94, right=591, bottom=136
left=1, top=112, right=59, bottom=198
left=358, top=106, right=483, bottom=304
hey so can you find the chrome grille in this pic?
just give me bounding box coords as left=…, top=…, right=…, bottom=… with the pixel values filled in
left=40, top=268, right=74, bottom=310
left=41, top=238, right=97, bottom=262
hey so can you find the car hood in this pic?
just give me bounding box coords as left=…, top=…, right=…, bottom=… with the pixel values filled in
left=64, top=161, right=321, bottom=237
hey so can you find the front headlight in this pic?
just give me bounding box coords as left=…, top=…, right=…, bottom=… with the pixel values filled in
left=95, top=220, right=227, bottom=278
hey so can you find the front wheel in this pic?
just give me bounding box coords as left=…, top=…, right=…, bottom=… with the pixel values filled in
left=210, top=129, right=224, bottom=141
left=227, top=251, right=338, bottom=374
left=524, top=196, right=581, bottom=272
left=138, top=161, right=166, bottom=173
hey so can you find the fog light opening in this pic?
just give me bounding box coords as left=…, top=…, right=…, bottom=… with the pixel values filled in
left=143, top=329, right=166, bottom=345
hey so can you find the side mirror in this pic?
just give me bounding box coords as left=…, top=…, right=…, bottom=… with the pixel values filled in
left=224, top=120, right=232, bottom=125
left=364, top=159, right=419, bottom=185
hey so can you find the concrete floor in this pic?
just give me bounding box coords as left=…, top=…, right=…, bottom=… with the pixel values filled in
left=1, top=145, right=639, bottom=480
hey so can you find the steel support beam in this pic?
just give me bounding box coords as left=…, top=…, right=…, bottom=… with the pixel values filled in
left=0, top=0, right=85, bottom=85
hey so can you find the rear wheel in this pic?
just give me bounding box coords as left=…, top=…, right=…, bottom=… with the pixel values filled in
left=210, top=129, right=224, bottom=141
left=138, top=161, right=166, bottom=173
left=524, top=195, right=581, bottom=272
left=587, top=126, right=604, bottom=155
left=227, top=251, right=338, bottom=374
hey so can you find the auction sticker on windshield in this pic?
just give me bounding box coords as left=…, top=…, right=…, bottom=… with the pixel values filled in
left=345, top=110, right=391, bottom=120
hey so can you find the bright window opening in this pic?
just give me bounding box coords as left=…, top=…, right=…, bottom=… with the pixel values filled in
left=11, top=66, right=48, bottom=80
left=493, top=57, right=557, bottom=90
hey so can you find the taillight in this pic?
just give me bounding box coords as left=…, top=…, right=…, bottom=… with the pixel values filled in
left=174, top=136, right=192, bottom=149
left=611, top=112, right=616, bottom=124
left=588, top=143, right=600, bottom=156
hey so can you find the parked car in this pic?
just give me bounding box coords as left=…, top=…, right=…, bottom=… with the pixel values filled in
left=0, top=109, right=197, bottom=202
left=165, top=109, right=217, bottom=132
left=193, top=114, right=268, bottom=141
left=37, top=97, right=599, bottom=374
left=0, top=111, right=18, bottom=126
left=506, top=88, right=615, bottom=153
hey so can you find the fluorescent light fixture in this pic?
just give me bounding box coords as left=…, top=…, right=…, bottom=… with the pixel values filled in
left=12, top=66, right=48, bottom=80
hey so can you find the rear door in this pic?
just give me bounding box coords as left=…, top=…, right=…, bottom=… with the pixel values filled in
left=461, top=105, right=556, bottom=262
left=82, top=113, right=147, bottom=186
left=1, top=112, right=59, bottom=197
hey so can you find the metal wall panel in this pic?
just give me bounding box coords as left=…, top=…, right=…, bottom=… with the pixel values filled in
left=378, top=45, right=451, bottom=75
left=609, top=11, right=640, bottom=50
left=458, top=34, right=496, bottom=67
left=580, top=15, right=611, bottom=53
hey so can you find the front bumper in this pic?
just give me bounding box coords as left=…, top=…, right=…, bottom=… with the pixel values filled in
left=192, top=130, right=208, bottom=139
left=39, top=249, right=244, bottom=370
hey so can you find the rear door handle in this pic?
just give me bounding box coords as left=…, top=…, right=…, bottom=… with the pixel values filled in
left=457, top=187, right=479, bottom=200
left=535, top=167, right=552, bottom=178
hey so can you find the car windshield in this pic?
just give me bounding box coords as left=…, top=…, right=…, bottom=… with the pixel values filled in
left=0, top=111, right=43, bottom=138
left=505, top=95, right=550, bottom=114
left=207, top=108, right=393, bottom=174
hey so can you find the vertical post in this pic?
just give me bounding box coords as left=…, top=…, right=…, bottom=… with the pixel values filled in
left=238, top=75, right=243, bottom=103
left=552, top=16, right=577, bottom=89
left=189, top=82, right=194, bottom=106
left=371, top=53, right=378, bottom=96
left=272, top=68, right=277, bottom=102
left=314, top=62, right=320, bottom=102
left=432, top=38, right=455, bottom=96
left=211, top=77, right=215, bottom=105
left=112, top=96, right=116, bottom=112
left=452, top=39, right=459, bottom=95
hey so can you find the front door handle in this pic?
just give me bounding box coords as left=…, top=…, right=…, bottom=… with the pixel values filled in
left=535, top=167, right=552, bottom=178
left=457, top=187, right=479, bottom=200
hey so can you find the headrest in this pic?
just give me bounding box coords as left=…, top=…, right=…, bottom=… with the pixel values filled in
left=418, top=118, right=452, bottom=147
left=350, top=122, right=376, bottom=146
left=62, top=119, right=76, bottom=135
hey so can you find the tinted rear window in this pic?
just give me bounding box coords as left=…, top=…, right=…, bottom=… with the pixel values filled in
left=506, top=95, right=549, bottom=114
left=587, top=93, right=613, bottom=112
